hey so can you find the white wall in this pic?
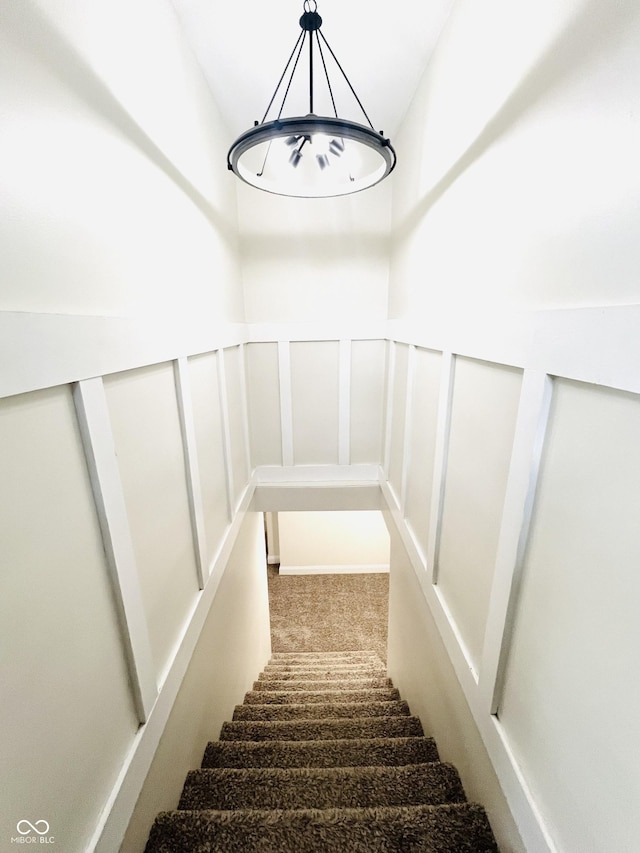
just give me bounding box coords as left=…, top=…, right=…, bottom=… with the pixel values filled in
left=389, top=0, right=640, bottom=323
left=0, top=0, right=242, bottom=325
left=278, top=511, right=390, bottom=574
left=238, top=181, right=391, bottom=324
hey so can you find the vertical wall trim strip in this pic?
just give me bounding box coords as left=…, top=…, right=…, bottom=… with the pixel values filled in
left=338, top=339, right=352, bottom=466
left=400, top=344, right=416, bottom=513
left=479, top=369, right=554, bottom=714
left=427, top=350, right=455, bottom=585
left=174, top=358, right=208, bottom=589
left=278, top=340, right=294, bottom=466
left=382, top=340, right=396, bottom=478
left=216, top=348, right=235, bottom=521
left=238, top=344, right=253, bottom=479
left=73, top=378, right=157, bottom=723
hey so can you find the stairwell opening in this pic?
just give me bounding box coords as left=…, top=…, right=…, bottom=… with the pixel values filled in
left=264, top=510, right=390, bottom=662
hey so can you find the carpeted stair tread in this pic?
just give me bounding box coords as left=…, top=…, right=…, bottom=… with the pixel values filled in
left=252, top=676, right=392, bottom=691
left=232, top=699, right=410, bottom=721
left=262, top=662, right=386, bottom=674
left=258, top=667, right=386, bottom=682
left=179, top=762, right=466, bottom=810
left=266, top=659, right=385, bottom=670
left=269, top=650, right=383, bottom=662
left=220, top=715, right=424, bottom=742
left=144, top=651, right=499, bottom=852
left=202, top=736, right=440, bottom=768
left=144, top=802, right=499, bottom=853
left=243, top=687, right=401, bottom=705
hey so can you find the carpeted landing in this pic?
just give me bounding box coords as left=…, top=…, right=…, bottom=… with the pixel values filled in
left=144, top=651, right=499, bottom=852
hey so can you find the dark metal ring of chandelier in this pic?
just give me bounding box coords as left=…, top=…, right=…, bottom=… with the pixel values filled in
left=227, top=0, right=396, bottom=198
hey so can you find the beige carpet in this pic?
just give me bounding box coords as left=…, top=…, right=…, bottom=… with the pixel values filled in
left=267, top=566, right=389, bottom=662
left=144, top=652, right=499, bottom=852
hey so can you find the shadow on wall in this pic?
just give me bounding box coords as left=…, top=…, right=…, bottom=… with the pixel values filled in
left=2, top=0, right=233, bottom=240
left=398, top=0, right=640, bottom=236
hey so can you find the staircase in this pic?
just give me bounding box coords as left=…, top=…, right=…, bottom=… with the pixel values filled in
left=144, top=651, right=499, bottom=852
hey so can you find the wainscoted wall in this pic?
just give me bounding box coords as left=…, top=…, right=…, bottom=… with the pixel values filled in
left=498, top=379, right=640, bottom=853
left=243, top=335, right=388, bottom=473
left=384, top=313, right=640, bottom=853
left=436, top=357, right=522, bottom=674
left=0, top=334, right=271, bottom=853
left=104, top=363, right=201, bottom=684
left=120, top=511, right=271, bottom=853
left=0, top=320, right=390, bottom=852
left=3, top=313, right=640, bottom=853
left=0, top=385, right=139, bottom=852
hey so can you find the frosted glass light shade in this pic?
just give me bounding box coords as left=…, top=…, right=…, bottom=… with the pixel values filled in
left=227, top=115, right=396, bottom=198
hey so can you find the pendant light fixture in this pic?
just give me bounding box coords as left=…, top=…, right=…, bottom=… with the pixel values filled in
left=227, top=0, right=396, bottom=198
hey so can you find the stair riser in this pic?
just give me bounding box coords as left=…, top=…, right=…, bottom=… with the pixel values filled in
left=232, top=700, right=410, bottom=721
left=269, top=652, right=382, bottom=661
left=145, top=804, right=499, bottom=853
left=252, top=678, right=392, bottom=691
left=243, top=688, right=401, bottom=705
left=258, top=669, right=386, bottom=682
left=202, top=736, right=440, bottom=769
left=262, top=663, right=386, bottom=673
left=220, top=716, right=424, bottom=742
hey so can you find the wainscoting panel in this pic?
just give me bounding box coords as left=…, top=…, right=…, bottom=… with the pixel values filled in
left=387, top=342, right=410, bottom=501
left=350, top=339, right=388, bottom=465
left=290, top=340, right=340, bottom=465
left=245, top=342, right=282, bottom=467
left=404, top=347, right=442, bottom=562
left=103, top=363, right=199, bottom=684
left=221, top=345, right=251, bottom=511
left=498, top=378, right=640, bottom=853
left=188, top=352, right=231, bottom=569
left=436, top=357, right=523, bottom=675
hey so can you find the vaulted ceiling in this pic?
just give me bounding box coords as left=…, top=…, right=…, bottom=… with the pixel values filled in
left=171, top=0, right=456, bottom=142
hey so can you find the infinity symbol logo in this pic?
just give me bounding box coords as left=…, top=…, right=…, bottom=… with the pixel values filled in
left=16, top=820, right=50, bottom=836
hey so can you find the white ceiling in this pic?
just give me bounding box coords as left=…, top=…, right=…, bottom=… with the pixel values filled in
left=171, top=0, right=455, bottom=142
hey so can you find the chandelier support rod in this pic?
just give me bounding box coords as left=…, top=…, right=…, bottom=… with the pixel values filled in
left=317, top=29, right=376, bottom=131
left=309, top=29, right=314, bottom=113
left=316, top=33, right=338, bottom=118
left=275, top=31, right=307, bottom=121
left=261, top=29, right=305, bottom=124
